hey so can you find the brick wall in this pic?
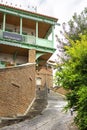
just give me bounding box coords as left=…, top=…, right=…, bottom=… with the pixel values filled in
left=28, top=50, right=36, bottom=63
left=0, top=64, right=36, bottom=117
left=36, top=67, right=53, bottom=90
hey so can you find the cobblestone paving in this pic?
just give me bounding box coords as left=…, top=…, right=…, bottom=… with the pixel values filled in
left=0, top=91, right=78, bottom=130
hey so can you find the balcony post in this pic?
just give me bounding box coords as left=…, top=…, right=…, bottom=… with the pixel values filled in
left=52, top=25, right=55, bottom=47
left=20, top=17, right=22, bottom=35
left=28, top=49, right=36, bottom=63
left=3, top=13, right=6, bottom=31
left=36, top=21, right=38, bottom=43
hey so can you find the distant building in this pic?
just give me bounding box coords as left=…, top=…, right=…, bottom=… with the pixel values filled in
left=0, top=4, right=58, bottom=117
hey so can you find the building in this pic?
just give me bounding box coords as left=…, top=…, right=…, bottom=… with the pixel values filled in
left=0, top=4, right=58, bottom=117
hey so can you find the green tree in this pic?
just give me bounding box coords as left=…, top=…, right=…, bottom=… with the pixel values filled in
left=56, top=7, right=87, bottom=61
left=55, top=8, right=87, bottom=130
left=55, top=35, right=87, bottom=130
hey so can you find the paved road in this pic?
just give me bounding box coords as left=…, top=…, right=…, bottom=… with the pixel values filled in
left=0, top=91, right=77, bottom=130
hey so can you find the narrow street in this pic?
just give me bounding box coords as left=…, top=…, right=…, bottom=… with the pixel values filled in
left=0, top=91, right=78, bottom=130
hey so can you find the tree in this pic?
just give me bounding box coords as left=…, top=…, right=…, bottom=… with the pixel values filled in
left=64, top=7, right=87, bottom=41
left=56, top=7, right=87, bottom=62
left=55, top=8, right=87, bottom=130
left=55, top=34, right=87, bottom=130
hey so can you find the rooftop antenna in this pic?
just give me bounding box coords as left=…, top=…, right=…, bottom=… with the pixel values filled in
left=35, top=0, right=42, bottom=13
left=26, top=0, right=39, bottom=12
left=35, top=6, right=37, bottom=12
left=27, top=4, right=37, bottom=12
left=0, top=0, right=38, bottom=13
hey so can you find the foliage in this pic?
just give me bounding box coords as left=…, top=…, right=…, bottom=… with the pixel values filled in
left=55, top=7, right=87, bottom=130
left=56, top=7, right=87, bottom=62
left=55, top=34, right=87, bottom=130
left=64, top=7, right=87, bottom=41
left=75, top=86, right=87, bottom=130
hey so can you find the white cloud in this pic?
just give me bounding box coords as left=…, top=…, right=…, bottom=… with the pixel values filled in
left=37, top=0, right=87, bottom=23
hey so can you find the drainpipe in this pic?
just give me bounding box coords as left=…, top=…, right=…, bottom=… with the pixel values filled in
left=52, top=25, right=55, bottom=48
left=45, top=63, right=48, bottom=98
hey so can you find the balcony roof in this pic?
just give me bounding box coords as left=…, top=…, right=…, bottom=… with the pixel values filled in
left=0, top=44, right=53, bottom=66
left=0, top=4, right=58, bottom=24
left=0, top=4, right=58, bottom=38
left=0, top=44, right=28, bottom=56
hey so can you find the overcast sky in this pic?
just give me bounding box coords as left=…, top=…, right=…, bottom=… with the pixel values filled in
left=0, top=0, right=87, bottom=60
left=1, top=0, right=87, bottom=33
left=1, top=0, right=87, bottom=36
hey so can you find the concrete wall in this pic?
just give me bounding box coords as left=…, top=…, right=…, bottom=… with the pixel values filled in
left=0, top=53, right=27, bottom=66
left=0, top=63, right=36, bottom=117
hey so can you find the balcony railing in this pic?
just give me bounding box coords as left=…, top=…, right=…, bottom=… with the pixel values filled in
left=36, top=37, right=53, bottom=48
left=0, top=29, right=53, bottom=49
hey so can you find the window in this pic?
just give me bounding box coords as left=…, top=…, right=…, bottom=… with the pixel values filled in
left=36, top=77, right=42, bottom=85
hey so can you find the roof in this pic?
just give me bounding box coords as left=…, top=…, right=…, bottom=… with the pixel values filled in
left=0, top=4, right=58, bottom=22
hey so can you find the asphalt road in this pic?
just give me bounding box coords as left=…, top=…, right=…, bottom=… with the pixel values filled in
left=0, top=91, right=78, bottom=130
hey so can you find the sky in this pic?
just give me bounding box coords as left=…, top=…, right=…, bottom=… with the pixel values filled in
left=0, top=0, right=87, bottom=23
left=0, top=0, right=87, bottom=38
left=0, top=0, right=87, bottom=60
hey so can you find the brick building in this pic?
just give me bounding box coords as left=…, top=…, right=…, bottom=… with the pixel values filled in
left=0, top=4, right=58, bottom=117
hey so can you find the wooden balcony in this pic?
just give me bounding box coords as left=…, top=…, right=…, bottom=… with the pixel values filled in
left=0, top=29, right=55, bottom=53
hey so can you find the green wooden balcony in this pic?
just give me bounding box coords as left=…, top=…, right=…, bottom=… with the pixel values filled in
left=0, top=29, right=55, bottom=53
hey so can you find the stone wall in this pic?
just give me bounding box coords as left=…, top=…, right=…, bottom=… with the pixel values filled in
left=0, top=63, right=36, bottom=117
